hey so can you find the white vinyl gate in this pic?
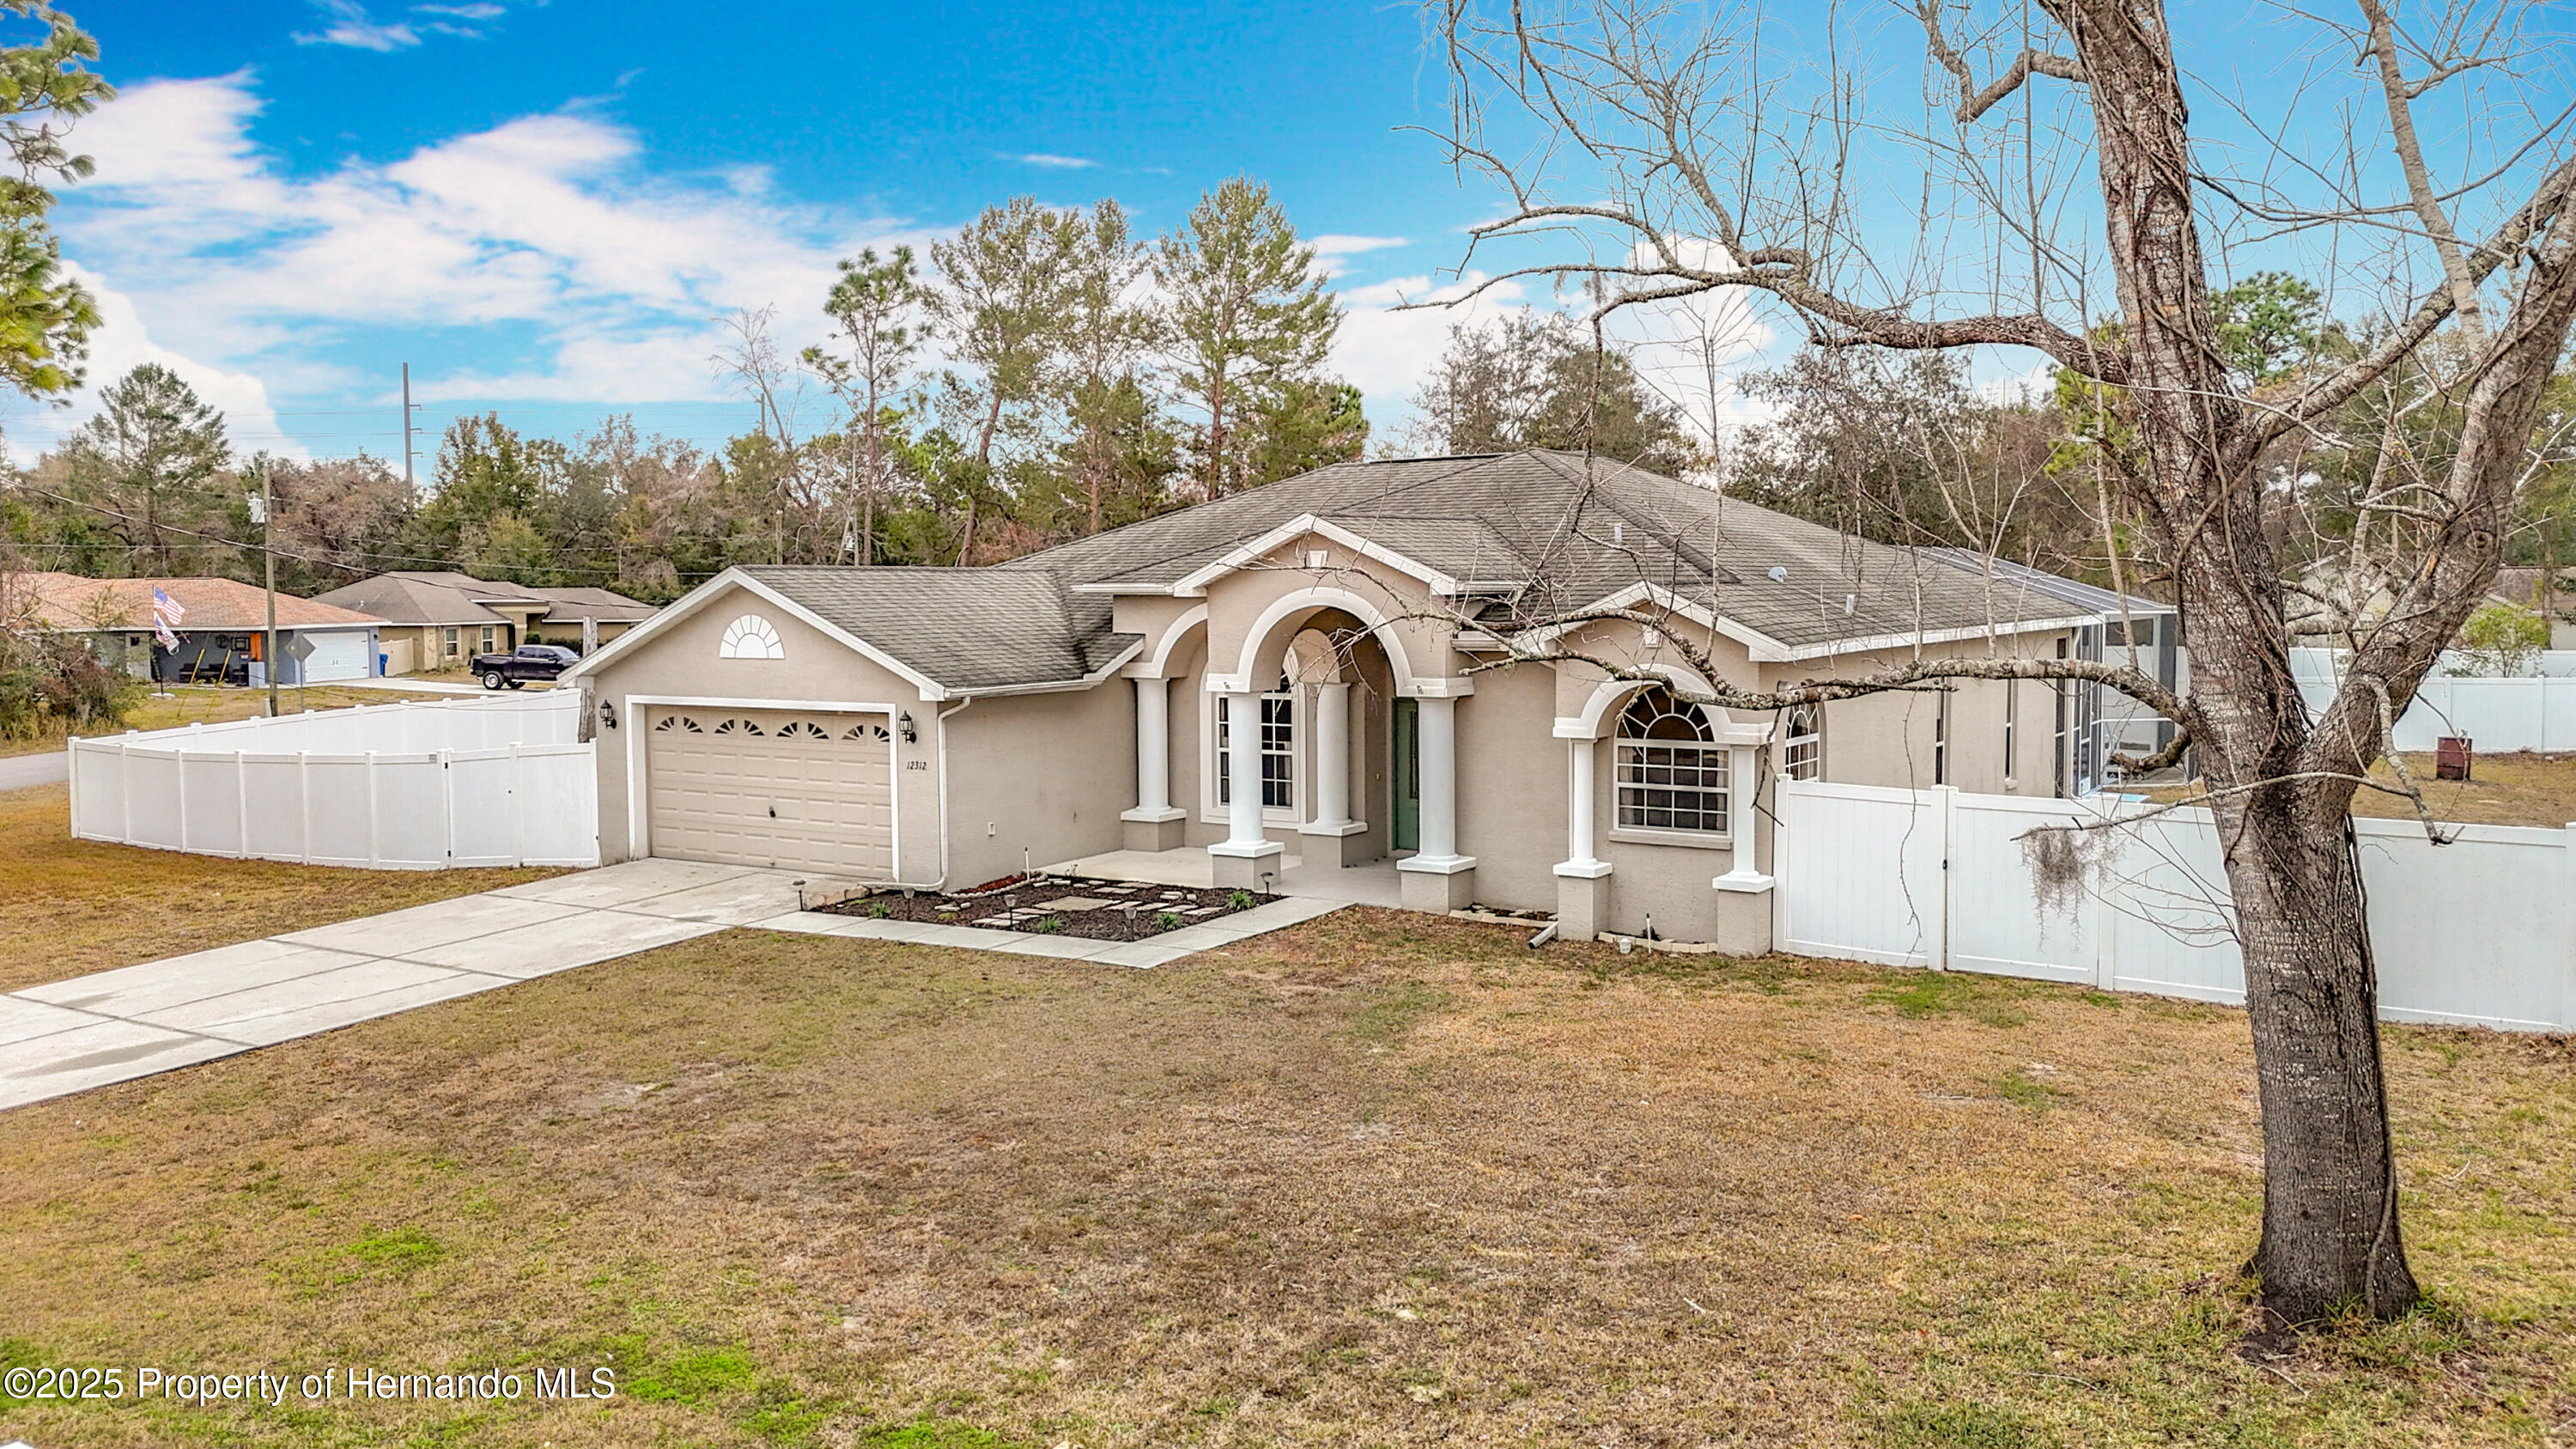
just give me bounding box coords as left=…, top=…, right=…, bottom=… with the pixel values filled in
left=1775, top=778, right=2576, bottom=1033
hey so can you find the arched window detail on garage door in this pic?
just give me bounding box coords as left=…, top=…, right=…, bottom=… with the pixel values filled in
left=842, top=721, right=891, bottom=741
left=653, top=715, right=703, bottom=733
left=778, top=721, right=829, bottom=740
left=714, top=717, right=766, bottom=735
left=719, top=614, right=786, bottom=660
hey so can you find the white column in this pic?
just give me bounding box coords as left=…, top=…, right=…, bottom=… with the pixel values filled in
left=1713, top=740, right=1774, bottom=892
left=1558, top=736, right=1607, bottom=873
left=1416, top=693, right=1461, bottom=863
left=1221, top=691, right=1268, bottom=849
left=1310, top=681, right=1351, bottom=827
left=1133, top=677, right=1171, bottom=815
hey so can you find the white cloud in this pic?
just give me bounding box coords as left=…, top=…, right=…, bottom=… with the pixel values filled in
left=0, top=263, right=300, bottom=466
left=1330, top=271, right=1534, bottom=435
left=295, top=0, right=421, bottom=50
left=1011, top=153, right=1098, bottom=170
left=1311, top=234, right=1410, bottom=259
left=56, top=73, right=927, bottom=421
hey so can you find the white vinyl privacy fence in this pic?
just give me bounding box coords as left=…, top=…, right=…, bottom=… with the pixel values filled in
left=1775, top=778, right=2574, bottom=1033
left=70, top=692, right=597, bottom=869
left=2290, top=648, right=2576, bottom=753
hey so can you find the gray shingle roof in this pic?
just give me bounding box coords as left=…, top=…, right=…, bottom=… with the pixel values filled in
left=735, top=565, right=1133, bottom=692
left=1005, top=449, right=2102, bottom=651
left=717, top=450, right=2122, bottom=690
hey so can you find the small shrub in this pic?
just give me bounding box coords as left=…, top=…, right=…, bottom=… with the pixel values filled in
left=1155, top=910, right=1183, bottom=931
left=867, top=901, right=892, bottom=919
left=1226, top=889, right=1256, bottom=910
left=2452, top=600, right=2549, bottom=676
left=1033, top=915, right=1062, bottom=934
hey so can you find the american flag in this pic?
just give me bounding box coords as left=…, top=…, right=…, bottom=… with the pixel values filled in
left=150, top=586, right=185, bottom=650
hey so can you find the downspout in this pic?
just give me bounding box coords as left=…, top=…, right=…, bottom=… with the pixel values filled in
left=926, top=696, right=975, bottom=890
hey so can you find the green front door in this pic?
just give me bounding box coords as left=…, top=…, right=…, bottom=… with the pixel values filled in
left=1391, top=697, right=1419, bottom=851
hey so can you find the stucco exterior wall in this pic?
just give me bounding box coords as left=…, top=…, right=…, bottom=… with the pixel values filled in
left=1768, top=631, right=2075, bottom=797
left=940, top=684, right=1132, bottom=887
left=1451, top=661, right=1563, bottom=913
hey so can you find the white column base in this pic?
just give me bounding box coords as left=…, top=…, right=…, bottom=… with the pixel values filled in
left=1552, top=858, right=1613, bottom=880
left=1711, top=869, right=1775, bottom=894
left=1209, top=838, right=1285, bottom=891
left=1397, top=852, right=1477, bottom=912
left=1121, top=806, right=1186, bottom=852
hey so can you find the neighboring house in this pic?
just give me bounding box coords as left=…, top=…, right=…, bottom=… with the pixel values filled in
left=313, top=572, right=654, bottom=674
left=3, top=571, right=386, bottom=685
left=565, top=450, right=2143, bottom=952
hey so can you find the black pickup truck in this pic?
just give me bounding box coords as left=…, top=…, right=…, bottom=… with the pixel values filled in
left=471, top=643, right=580, bottom=689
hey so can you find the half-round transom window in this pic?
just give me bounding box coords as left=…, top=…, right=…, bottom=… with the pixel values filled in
left=1619, top=685, right=1715, bottom=742
left=719, top=613, right=785, bottom=660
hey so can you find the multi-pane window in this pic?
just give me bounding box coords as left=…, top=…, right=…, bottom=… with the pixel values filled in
left=1216, top=688, right=1296, bottom=810
left=1615, top=685, right=1729, bottom=834
left=442, top=627, right=459, bottom=658
left=1783, top=703, right=1822, bottom=781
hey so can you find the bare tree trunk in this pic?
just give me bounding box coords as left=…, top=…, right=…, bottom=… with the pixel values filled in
left=958, top=393, right=1004, bottom=567
left=1205, top=373, right=1229, bottom=502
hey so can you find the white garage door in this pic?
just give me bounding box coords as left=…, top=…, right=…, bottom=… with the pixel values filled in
left=644, top=706, right=895, bottom=877
left=295, top=629, right=374, bottom=683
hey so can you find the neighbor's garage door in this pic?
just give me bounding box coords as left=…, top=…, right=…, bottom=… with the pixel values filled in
left=296, top=628, right=374, bottom=683
left=644, top=706, right=895, bottom=877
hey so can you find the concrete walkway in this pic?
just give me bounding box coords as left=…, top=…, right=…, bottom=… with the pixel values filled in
left=0, top=860, right=1346, bottom=1112
left=0, top=750, right=68, bottom=792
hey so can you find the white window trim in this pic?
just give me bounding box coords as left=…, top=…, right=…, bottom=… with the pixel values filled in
left=1200, top=687, right=1300, bottom=825
left=1610, top=690, right=1732, bottom=841
left=1783, top=703, right=1822, bottom=782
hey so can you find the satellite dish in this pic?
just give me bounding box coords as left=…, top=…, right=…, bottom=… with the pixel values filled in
left=1767, top=565, right=1788, bottom=583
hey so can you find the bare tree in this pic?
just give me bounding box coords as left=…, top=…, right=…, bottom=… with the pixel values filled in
left=1417, top=0, right=2576, bottom=1327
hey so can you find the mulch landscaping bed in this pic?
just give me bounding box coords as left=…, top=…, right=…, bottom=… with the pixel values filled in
left=817, top=874, right=1272, bottom=941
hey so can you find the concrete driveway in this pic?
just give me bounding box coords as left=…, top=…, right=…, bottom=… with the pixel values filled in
left=0, top=859, right=840, bottom=1111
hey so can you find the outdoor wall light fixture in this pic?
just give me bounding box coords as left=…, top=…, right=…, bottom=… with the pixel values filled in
left=598, top=699, right=618, bottom=731
left=898, top=711, right=917, bottom=743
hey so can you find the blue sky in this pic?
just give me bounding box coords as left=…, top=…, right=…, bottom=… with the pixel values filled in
left=12, top=0, right=1548, bottom=464
left=9, top=0, right=2567, bottom=469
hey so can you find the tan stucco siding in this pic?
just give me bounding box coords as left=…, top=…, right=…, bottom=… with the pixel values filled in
left=1452, top=661, right=1563, bottom=913
left=939, top=684, right=1132, bottom=888
left=1768, top=630, right=2075, bottom=796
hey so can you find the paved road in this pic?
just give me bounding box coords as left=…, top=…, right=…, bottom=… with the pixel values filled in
left=0, top=751, right=68, bottom=792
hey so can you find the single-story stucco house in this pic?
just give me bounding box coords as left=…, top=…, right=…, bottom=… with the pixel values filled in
left=562, top=450, right=2164, bottom=952
left=313, top=571, right=654, bottom=674
left=5, top=571, right=387, bottom=685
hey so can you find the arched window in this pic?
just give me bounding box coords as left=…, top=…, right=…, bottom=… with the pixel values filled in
left=1615, top=685, right=1729, bottom=834
left=719, top=614, right=785, bottom=660
left=1783, top=703, right=1822, bottom=781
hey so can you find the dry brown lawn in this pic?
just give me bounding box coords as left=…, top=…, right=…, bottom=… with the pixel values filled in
left=0, top=685, right=471, bottom=758
left=2149, top=750, right=2576, bottom=830
left=2, top=914, right=2569, bottom=1448
left=0, top=783, right=559, bottom=992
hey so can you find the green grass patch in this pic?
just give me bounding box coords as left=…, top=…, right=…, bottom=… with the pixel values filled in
left=860, top=1417, right=1022, bottom=1448
left=1870, top=970, right=2030, bottom=1026
left=1349, top=980, right=1451, bottom=1042
left=625, top=1345, right=760, bottom=1405
left=346, top=1226, right=444, bottom=1274
left=1997, top=1068, right=2066, bottom=1111
left=1883, top=1400, right=2049, bottom=1447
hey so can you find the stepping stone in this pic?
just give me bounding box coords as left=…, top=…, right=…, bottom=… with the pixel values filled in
left=970, top=916, right=1015, bottom=927
left=1032, top=896, right=1116, bottom=912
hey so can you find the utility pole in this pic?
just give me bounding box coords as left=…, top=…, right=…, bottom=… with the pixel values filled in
left=402, top=362, right=416, bottom=490
left=259, top=463, right=280, bottom=719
